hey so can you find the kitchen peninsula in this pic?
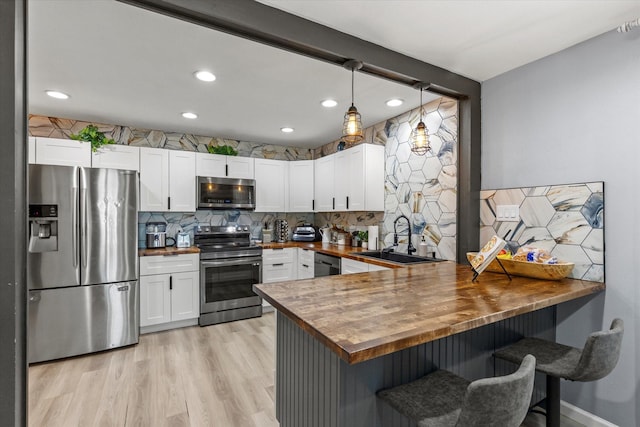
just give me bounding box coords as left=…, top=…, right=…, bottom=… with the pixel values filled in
left=254, top=262, right=604, bottom=427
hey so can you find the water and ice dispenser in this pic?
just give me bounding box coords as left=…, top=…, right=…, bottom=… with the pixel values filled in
left=28, top=204, right=58, bottom=253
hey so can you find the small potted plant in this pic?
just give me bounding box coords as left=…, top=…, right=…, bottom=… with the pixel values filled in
left=207, top=145, right=238, bottom=156
left=358, top=230, right=369, bottom=249
left=70, top=124, right=116, bottom=152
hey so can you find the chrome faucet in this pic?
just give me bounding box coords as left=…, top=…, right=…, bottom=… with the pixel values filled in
left=393, top=215, right=416, bottom=255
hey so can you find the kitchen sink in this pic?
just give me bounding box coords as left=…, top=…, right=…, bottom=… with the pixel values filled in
left=352, top=250, right=445, bottom=265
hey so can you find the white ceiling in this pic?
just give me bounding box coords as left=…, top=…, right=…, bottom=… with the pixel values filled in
left=28, top=1, right=640, bottom=149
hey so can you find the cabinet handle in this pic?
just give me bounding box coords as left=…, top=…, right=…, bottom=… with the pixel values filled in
left=312, top=199, right=315, bottom=211
left=332, top=197, right=335, bottom=210
left=167, top=196, right=171, bottom=210
left=346, top=196, right=349, bottom=209
left=169, top=276, right=173, bottom=290
left=302, top=264, right=309, bottom=268
left=225, top=164, right=229, bottom=176
left=273, top=263, right=284, bottom=267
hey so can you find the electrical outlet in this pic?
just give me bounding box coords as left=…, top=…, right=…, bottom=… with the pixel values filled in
left=496, top=204, right=520, bottom=221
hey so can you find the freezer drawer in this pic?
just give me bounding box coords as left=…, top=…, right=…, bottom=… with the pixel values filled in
left=28, top=281, right=139, bottom=363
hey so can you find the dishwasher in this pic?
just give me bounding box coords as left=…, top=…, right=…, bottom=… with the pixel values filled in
left=314, top=252, right=341, bottom=277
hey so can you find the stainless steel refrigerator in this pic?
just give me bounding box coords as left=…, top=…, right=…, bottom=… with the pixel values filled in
left=28, top=165, right=139, bottom=363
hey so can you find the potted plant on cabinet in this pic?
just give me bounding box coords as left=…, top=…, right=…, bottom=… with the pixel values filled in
left=69, top=125, right=116, bottom=152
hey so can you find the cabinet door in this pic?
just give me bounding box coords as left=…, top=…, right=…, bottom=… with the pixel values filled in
left=140, top=274, right=171, bottom=327
left=314, top=155, right=334, bottom=212
left=169, top=151, right=196, bottom=212
left=195, top=152, right=226, bottom=177
left=363, top=144, right=385, bottom=211
left=227, top=156, right=255, bottom=179
left=254, top=158, right=288, bottom=212
left=333, top=151, right=349, bottom=211
left=297, top=248, right=315, bottom=279
left=91, top=145, right=140, bottom=171
left=170, top=271, right=199, bottom=322
left=28, top=137, right=36, bottom=164
left=139, top=147, right=169, bottom=211
left=289, top=160, right=314, bottom=212
left=35, top=137, right=91, bottom=167
left=341, top=258, right=370, bottom=274
left=346, top=145, right=365, bottom=211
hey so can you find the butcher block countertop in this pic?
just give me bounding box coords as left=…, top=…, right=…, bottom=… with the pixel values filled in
left=253, top=262, right=605, bottom=364
left=259, top=241, right=404, bottom=268
left=138, top=246, right=200, bottom=256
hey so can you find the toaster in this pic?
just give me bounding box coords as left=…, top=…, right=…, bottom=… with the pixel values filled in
left=292, top=224, right=320, bottom=242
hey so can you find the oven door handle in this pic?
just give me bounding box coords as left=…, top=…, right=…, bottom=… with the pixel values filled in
left=200, top=257, right=263, bottom=267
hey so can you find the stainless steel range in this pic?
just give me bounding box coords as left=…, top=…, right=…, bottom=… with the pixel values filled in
left=195, top=225, right=263, bottom=326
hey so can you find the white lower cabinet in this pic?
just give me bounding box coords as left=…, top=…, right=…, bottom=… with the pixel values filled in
left=262, top=248, right=297, bottom=283
left=341, top=257, right=390, bottom=274
left=139, top=253, right=199, bottom=333
left=297, top=248, right=315, bottom=279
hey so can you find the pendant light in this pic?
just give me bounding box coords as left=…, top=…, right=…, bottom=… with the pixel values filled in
left=342, top=59, right=364, bottom=145
left=410, top=83, right=431, bottom=156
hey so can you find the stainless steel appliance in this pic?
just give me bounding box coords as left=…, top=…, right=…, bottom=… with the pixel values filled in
left=197, top=176, right=255, bottom=210
left=292, top=223, right=320, bottom=242
left=28, top=165, right=139, bottom=363
left=195, top=225, right=263, bottom=326
left=314, top=252, right=341, bottom=277
left=274, top=219, right=288, bottom=242
left=146, top=221, right=167, bottom=248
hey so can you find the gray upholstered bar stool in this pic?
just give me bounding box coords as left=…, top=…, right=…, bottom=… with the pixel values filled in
left=494, top=318, right=623, bottom=427
left=377, top=354, right=536, bottom=427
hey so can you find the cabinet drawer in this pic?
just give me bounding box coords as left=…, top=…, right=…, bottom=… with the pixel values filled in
left=263, top=248, right=296, bottom=264
left=341, top=258, right=370, bottom=274
left=297, top=248, right=314, bottom=264
left=297, top=261, right=314, bottom=279
left=140, top=253, right=199, bottom=276
left=262, top=262, right=295, bottom=283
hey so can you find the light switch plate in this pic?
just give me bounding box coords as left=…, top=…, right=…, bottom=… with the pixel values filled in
left=496, top=204, right=520, bottom=221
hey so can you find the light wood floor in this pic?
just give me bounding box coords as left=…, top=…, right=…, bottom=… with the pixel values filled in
left=29, top=312, right=583, bottom=427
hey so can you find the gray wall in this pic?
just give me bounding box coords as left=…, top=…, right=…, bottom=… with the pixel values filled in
left=482, top=29, right=640, bottom=425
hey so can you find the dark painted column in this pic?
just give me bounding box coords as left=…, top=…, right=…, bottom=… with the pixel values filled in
left=118, top=0, right=481, bottom=261
left=0, top=0, right=28, bottom=425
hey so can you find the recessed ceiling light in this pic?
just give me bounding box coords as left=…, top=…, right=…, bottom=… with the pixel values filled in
left=182, top=112, right=198, bottom=119
left=321, top=99, right=338, bottom=108
left=45, top=90, right=69, bottom=100
left=281, top=127, right=294, bottom=133
left=194, top=70, right=216, bottom=82
left=386, top=98, right=404, bottom=107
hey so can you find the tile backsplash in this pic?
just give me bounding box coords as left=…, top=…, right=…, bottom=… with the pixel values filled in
left=479, top=182, right=604, bottom=282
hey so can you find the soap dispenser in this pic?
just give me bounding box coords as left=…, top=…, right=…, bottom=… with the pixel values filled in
left=418, top=236, right=429, bottom=257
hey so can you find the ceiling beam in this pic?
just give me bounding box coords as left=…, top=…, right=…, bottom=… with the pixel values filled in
left=117, top=0, right=481, bottom=262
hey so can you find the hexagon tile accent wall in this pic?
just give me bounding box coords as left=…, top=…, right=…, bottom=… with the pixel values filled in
left=479, top=182, right=604, bottom=282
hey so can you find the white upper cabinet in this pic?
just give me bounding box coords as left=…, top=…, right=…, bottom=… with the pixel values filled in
left=91, top=144, right=140, bottom=171
left=313, top=144, right=384, bottom=212
left=195, top=152, right=254, bottom=179
left=254, top=158, right=288, bottom=212
left=140, top=148, right=196, bottom=212
left=28, top=137, right=35, bottom=164
left=34, top=137, right=91, bottom=167
left=288, top=160, right=314, bottom=212
left=314, top=155, right=335, bottom=212
left=140, top=147, right=169, bottom=211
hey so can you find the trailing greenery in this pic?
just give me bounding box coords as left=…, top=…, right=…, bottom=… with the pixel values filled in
left=207, top=145, right=238, bottom=156
left=69, top=125, right=116, bottom=152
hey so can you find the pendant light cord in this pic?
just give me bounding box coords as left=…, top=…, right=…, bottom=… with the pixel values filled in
left=351, top=68, right=355, bottom=107
left=419, top=87, right=423, bottom=121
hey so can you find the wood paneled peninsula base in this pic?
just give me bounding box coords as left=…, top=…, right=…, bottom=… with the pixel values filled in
left=254, top=262, right=604, bottom=427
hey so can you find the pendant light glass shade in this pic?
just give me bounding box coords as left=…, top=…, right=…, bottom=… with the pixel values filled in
left=342, top=61, right=364, bottom=145
left=410, top=85, right=431, bottom=156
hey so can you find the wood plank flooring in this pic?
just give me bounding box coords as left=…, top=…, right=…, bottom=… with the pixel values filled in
left=28, top=312, right=583, bottom=427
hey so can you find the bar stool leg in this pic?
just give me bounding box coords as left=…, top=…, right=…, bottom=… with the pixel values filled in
left=546, top=376, right=561, bottom=427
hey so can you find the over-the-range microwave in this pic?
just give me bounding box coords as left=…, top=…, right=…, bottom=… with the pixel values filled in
left=197, top=176, right=255, bottom=210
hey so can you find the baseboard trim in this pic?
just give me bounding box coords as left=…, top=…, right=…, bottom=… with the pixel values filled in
left=561, top=401, right=618, bottom=427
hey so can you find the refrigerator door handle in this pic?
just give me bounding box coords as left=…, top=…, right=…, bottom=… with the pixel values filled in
left=79, top=169, right=88, bottom=269
left=71, top=185, right=79, bottom=268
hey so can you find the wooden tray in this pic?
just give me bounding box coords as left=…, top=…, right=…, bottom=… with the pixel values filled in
left=466, top=252, right=574, bottom=281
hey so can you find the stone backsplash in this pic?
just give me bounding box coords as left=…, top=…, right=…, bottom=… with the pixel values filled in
left=480, top=182, right=604, bottom=282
